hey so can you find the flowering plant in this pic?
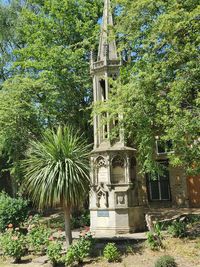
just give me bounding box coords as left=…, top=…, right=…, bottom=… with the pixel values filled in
left=27, top=224, right=52, bottom=254
left=65, top=231, right=95, bottom=265
left=0, top=227, right=26, bottom=263
left=26, top=214, right=52, bottom=255
left=47, top=240, right=63, bottom=267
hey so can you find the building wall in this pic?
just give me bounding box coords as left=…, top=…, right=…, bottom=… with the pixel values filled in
left=169, top=166, right=189, bottom=207
left=137, top=166, right=189, bottom=209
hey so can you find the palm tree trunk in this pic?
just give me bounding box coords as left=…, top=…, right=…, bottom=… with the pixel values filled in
left=63, top=205, right=72, bottom=248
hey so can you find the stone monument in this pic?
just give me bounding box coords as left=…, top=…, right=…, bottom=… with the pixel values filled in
left=90, top=0, right=145, bottom=235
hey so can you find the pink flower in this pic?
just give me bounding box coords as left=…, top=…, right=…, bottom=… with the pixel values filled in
left=8, top=224, right=13, bottom=228
left=15, top=228, right=20, bottom=231
left=12, top=236, right=18, bottom=241
left=48, top=236, right=54, bottom=241
left=80, top=232, right=86, bottom=237
left=84, top=226, right=90, bottom=232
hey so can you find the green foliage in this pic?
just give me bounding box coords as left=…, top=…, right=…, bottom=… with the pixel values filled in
left=65, top=232, right=94, bottom=265
left=0, top=1, right=23, bottom=84
left=167, top=220, right=187, bottom=238
left=187, top=214, right=200, bottom=224
left=27, top=223, right=52, bottom=255
left=80, top=210, right=90, bottom=227
left=47, top=240, right=63, bottom=266
left=0, top=0, right=101, bottom=194
left=103, top=243, right=121, bottom=262
left=0, top=229, right=26, bottom=263
left=125, top=244, right=135, bottom=255
left=101, top=0, right=200, bottom=174
left=22, top=125, right=90, bottom=245
left=154, top=255, right=177, bottom=267
left=22, top=126, right=90, bottom=209
left=71, top=210, right=90, bottom=229
left=0, top=192, right=28, bottom=232
left=146, top=224, right=163, bottom=250
left=65, top=246, right=76, bottom=266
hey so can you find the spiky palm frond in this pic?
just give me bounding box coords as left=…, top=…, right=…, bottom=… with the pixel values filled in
left=22, top=126, right=90, bottom=209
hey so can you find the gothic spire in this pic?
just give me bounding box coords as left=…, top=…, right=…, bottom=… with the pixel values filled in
left=97, top=0, right=118, bottom=61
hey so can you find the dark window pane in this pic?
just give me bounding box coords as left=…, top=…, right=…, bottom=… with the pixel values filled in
left=150, top=180, right=160, bottom=200
left=147, top=160, right=171, bottom=201
left=160, top=181, right=170, bottom=200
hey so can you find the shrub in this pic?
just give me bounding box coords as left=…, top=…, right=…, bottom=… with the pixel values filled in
left=65, top=232, right=94, bottom=265
left=65, top=246, right=76, bottom=266
left=154, top=255, right=177, bottom=267
left=47, top=240, right=63, bottom=267
left=27, top=222, right=52, bottom=254
left=0, top=192, right=29, bottom=232
left=0, top=228, right=27, bottom=263
left=103, top=243, right=121, bottom=262
left=146, top=224, right=163, bottom=250
left=80, top=211, right=90, bottom=227
left=70, top=210, right=90, bottom=229
left=167, top=221, right=187, bottom=238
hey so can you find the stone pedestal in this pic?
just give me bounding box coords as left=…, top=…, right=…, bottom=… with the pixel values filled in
left=90, top=207, right=145, bottom=235
left=89, top=146, right=145, bottom=235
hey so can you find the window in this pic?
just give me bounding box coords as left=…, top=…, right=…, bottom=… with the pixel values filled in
left=99, top=79, right=106, bottom=100
left=102, top=112, right=108, bottom=139
left=147, top=161, right=171, bottom=201
left=156, top=140, right=173, bottom=154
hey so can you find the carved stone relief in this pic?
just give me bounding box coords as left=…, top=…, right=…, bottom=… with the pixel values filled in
left=96, top=157, right=108, bottom=184
left=115, top=192, right=127, bottom=207
left=96, top=186, right=109, bottom=208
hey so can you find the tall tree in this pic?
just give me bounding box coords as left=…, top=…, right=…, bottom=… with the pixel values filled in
left=14, top=0, right=101, bottom=133
left=0, top=0, right=101, bottom=193
left=104, top=0, right=200, bottom=174
left=0, top=0, right=24, bottom=85
left=0, top=0, right=26, bottom=194
left=22, top=126, right=90, bottom=247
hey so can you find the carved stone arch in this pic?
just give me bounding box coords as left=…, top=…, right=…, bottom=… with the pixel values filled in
left=95, top=156, right=107, bottom=168
left=96, top=186, right=108, bottom=208
left=95, top=156, right=107, bottom=184
left=111, top=155, right=125, bottom=184
left=130, top=156, right=137, bottom=182
left=112, top=155, right=125, bottom=167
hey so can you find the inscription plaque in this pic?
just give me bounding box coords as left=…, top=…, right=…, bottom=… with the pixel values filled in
left=98, top=167, right=107, bottom=183
left=97, top=210, right=109, bottom=217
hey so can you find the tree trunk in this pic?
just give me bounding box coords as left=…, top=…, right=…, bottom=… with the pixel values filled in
left=63, top=205, right=72, bottom=248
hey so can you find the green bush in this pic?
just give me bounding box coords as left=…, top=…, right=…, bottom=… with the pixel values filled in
left=71, top=210, right=90, bottom=229
left=80, top=211, right=90, bottom=227
left=0, top=192, right=29, bottom=232
left=103, top=243, right=121, bottom=262
left=47, top=240, right=63, bottom=266
left=27, top=222, right=52, bottom=254
left=167, top=221, right=187, bottom=238
left=65, top=232, right=94, bottom=265
left=65, top=246, right=76, bottom=266
left=154, top=255, right=177, bottom=267
left=0, top=229, right=27, bottom=263
left=146, top=224, right=163, bottom=250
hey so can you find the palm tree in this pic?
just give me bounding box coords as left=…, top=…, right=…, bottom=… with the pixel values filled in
left=22, top=126, right=90, bottom=247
